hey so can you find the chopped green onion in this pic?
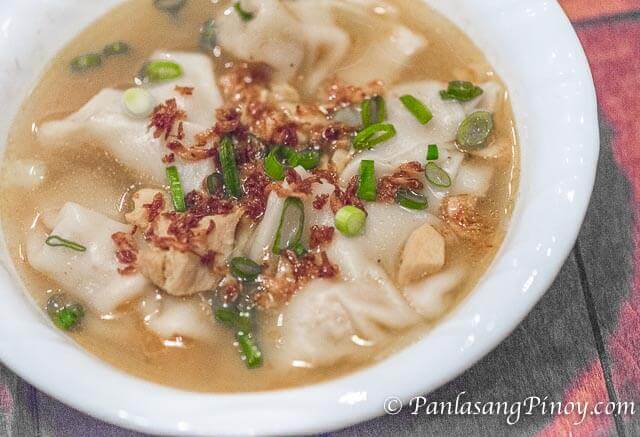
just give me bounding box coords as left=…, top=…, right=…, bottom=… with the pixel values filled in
left=456, top=111, right=494, bottom=151
left=47, top=294, right=84, bottom=331
left=214, top=306, right=262, bottom=369
left=399, top=95, right=432, bottom=125
left=45, top=236, right=86, bottom=252
left=396, top=188, right=428, bottom=210
left=425, top=162, right=452, bottom=188
left=272, top=197, right=305, bottom=254
left=70, top=53, right=102, bottom=72
left=230, top=257, right=262, bottom=282
left=234, top=1, right=255, bottom=21
left=199, top=19, right=217, bottom=51
left=143, top=60, right=183, bottom=82
left=440, top=80, right=484, bottom=101
left=206, top=172, right=224, bottom=195
left=293, top=149, right=321, bottom=170
left=352, top=123, right=396, bottom=150
left=214, top=306, right=238, bottom=327
left=236, top=331, right=263, bottom=368
left=103, top=41, right=130, bottom=57
left=357, top=160, right=377, bottom=202
left=122, top=87, right=155, bottom=118
left=292, top=241, right=307, bottom=257
left=361, top=95, right=386, bottom=128
left=427, top=144, right=439, bottom=161
left=153, top=0, right=187, bottom=13
left=264, top=147, right=286, bottom=181
left=219, top=135, right=243, bottom=198
left=166, top=166, right=186, bottom=212
left=335, top=205, right=366, bottom=237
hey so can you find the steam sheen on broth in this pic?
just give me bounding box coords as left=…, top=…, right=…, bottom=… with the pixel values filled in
left=1, top=0, right=519, bottom=392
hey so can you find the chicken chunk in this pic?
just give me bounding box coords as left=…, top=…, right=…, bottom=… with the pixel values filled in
left=138, top=208, right=245, bottom=296
left=398, top=223, right=445, bottom=286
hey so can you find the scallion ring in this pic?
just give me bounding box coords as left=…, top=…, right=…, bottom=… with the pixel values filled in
left=335, top=205, right=366, bottom=237
left=399, top=94, right=432, bottom=125
left=219, top=135, right=243, bottom=198
left=361, top=95, right=386, bottom=128
left=122, top=87, right=155, bottom=118
left=234, top=1, right=255, bottom=21
left=46, top=294, right=84, bottom=331
left=294, top=149, right=321, bottom=170
left=166, top=166, right=186, bottom=212
left=352, top=123, right=396, bottom=150
left=143, top=60, right=183, bottom=82
left=237, top=331, right=263, bottom=368
left=272, top=197, right=305, bottom=254
left=396, top=188, right=428, bottom=210
left=103, top=41, right=130, bottom=57
left=440, top=80, right=483, bottom=102
left=45, top=235, right=87, bottom=252
left=70, top=53, right=102, bottom=73
left=357, top=159, right=377, bottom=202
left=264, top=146, right=286, bottom=181
left=230, top=257, right=262, bottom=282
left=425, top=162, right=452, bottom=188
left=456, top=111, right=494, bottom=151
left=427, top=144, right=439, bottom=161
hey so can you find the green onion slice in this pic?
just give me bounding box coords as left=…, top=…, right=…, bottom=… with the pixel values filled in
left=399, top=94, right=433, bottom=125
left=272, top=197, right=305, bottom=254
left=425, top=162, right=452, bottom=188
left=361, top=95, right=386, bottom=128
left=335, top=205, right=366, bottom=237
left=166, top=166, right=186, bottom=212
left=47, top=294, right=84, bottom=331
left=199, top=19, right=217, bottom=51
left=294, top=149, right=321, bottom=170
left=230, top=257, right=262, bottom=282
left=264, top=147, right=286, bottom=181
left=70, top=53, right=102, bottom=72
left=357, top=160, right=377, bottom=201
left=103, top=41, right=130, bottom=57
left=352, top=123, right=396, bottom=150
left=237, top=331, right=263, bottom=368
left=396, top=188, right=428, bottom=210
left=45, top=236, right=87, bottom=252
left=234, top=1, right=255, bottom=21
left=440, top=80, right=484, bottom=101
left=427, top=144, right=439, bottom=161
left=206, top=172, right=224, bottom=195
left=456, top=111, right=494, bottom=151
left=122, top=87, right=154, bottom=118
left=143, top=60, right=183, bottom=82
left=219, top=135, right=243, bottom=198
left=214, top=306, right=238, bottom=327
left=153, top=0, right=187, bottom=13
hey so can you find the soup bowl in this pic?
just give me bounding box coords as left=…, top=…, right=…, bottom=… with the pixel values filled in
left=0, top=0, right=597, bottom=434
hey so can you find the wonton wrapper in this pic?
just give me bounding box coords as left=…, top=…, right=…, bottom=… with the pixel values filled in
left=38, top=51, right=222, bottom=193
left=26, top=202, right=151, bottom=315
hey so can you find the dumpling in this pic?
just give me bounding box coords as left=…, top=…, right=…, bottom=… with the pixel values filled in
left=26, top=202, right=150, bottom=315
left=37, top=51, right=221, bottom=193
left=402, top=266, right=466, bottom=320
left=337, top=24, right=426, bottom=85
left=273, top=235, right=421, bottom=368
left=140, top=291, right=222, bottom=343
left=216, top=0, right=350, bottom=94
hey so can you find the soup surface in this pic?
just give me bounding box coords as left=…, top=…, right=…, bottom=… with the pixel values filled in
left=1, top=0, right=519, bottom=392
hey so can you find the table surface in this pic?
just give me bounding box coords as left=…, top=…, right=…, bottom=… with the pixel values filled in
left=2, top=1, right=640, bottom=436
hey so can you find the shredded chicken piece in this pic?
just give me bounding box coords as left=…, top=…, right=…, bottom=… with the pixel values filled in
left=440, top=194, right=483, bottom=238
left=398, top=224, right=445, bottom=286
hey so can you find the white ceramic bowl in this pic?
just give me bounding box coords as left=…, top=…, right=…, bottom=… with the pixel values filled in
left=0, top=0, right=598, bottom=435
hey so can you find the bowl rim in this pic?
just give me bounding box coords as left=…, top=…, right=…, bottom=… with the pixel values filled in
left=0, top=0, right=598, bottom=435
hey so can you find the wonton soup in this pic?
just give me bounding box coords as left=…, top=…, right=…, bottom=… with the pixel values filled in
left=1, top=0, right=519, bottom=392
